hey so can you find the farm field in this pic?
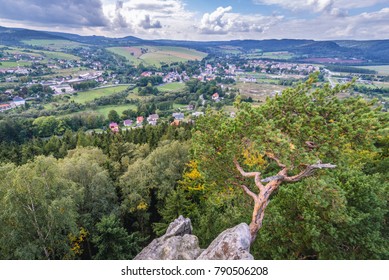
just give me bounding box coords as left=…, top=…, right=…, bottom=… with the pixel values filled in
left=22, top=39, right=85, bottom=50
left=106, top=47, right=142, bottom=65
left=0, top=61, right=32, bottom=68
left=39, top=50, right=80, bottom=60
left=107, top=45, right=207, bottom=66
left=3, top=48, right=43, bottom=58
left=70, top=85, right=130, bottom=104
left=234, top=82, right=287, bottom=102
left=158, top=82, right=186, bottom=92
left=356, top=65, right=389, bottom=75
left=244, top=51, right=294, bottom=60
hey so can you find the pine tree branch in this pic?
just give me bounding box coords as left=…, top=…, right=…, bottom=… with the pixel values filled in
left=233, top=158, right=265, bottom=193
left=239, top=184, right=259, bottom=202
left=283, top=163, right=336, bottom=182
left=265, top=153, right=286, bottom=169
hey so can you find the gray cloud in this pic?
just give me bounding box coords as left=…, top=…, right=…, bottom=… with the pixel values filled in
left=139, top=15, right=162, bottom=29
left=113, top=0, right=128, bottom=28
left=0, top=0, right=107, bottom=27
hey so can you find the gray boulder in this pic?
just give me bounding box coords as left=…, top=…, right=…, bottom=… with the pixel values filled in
left=197, top=223, right=254, bottom=260
left=134, top=216, right=203, bottom=260
left=134, top=216, right=254, bottom=260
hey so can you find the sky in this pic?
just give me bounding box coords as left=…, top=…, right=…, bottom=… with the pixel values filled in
left=0, top=0, right=388, bottom=41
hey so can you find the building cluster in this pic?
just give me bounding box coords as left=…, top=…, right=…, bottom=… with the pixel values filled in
left=248, top=60, right=319, bottom=75
left=0, top=96, right=26, bottom=112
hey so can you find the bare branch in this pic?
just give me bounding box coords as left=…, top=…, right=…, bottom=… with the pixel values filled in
left=239, top=184, right=258, bottom=202
left=283, top=163, right=336, bottom=182
left=265, top=153, right=286, bottom=169
left=233, top=158, right=265, bottom=192
left=261, top=175, right=284, bottom=183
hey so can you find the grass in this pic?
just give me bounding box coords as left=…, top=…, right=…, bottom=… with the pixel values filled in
left=106, top=47, right=142, bottom=65
left=95, top=104, right=137, bottom=118
left=356, top=65, right=389, bottom=75
left=38, top=50, right=80, bottom=61
left=2, top=46, right=80, bottom=60
left=70, top=85, right=130, bottom=104
left=158, top=82, right=186, bottom=92
left=108, top=45, right=207, bottom=67
left=52, top=104, right=136, bottom=119
left=22, top=40, right=84, bottom=50
left=244, top=51, right=294, bottom=60
left=4, top=48, right=43, bottom=58
left=173, top=103, right=187, bottom=109
left=0, top=61, right=31, bottom=68
left=126, top=88, right=153, bottom=101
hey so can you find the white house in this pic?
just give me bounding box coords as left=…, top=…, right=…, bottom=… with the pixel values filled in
left=12, top=96, right=25, bottom=106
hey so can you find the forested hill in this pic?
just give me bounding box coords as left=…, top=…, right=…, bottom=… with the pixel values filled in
left=1, top=26, right=388, bottom=63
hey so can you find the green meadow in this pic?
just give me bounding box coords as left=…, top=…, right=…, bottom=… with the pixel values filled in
left=70, top=85, right=130, bottom=104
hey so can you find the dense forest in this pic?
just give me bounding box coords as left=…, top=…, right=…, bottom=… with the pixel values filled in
left=0, top=76, right=387, bottom=260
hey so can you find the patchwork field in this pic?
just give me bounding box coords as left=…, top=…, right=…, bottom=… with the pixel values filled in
left=107, top=46, right=207, bottom=66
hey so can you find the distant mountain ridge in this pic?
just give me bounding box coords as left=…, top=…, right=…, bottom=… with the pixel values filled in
left=0, top=26, right=388, bottom=64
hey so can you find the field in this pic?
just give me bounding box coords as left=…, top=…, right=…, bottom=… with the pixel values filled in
left=70, top=85, right=130, bottom=104
left=235, top=82, right=287, bottom=102
left=39, top=50, right=80, bottom=61
left=95, top=104, right=137, bottom=118
left=4, top=48, right=43, bottom=58
left=0, top=61, right=32, bottom=68
left=106, top=47, right=142, bottom=65
left=356, top=65, right=389, bottom=75
left=216, top=46, right=244, bottom=55
left=173, top=103, right=187, bottom=109
left=107, top=45, right=207, bottom=66
left=22, top=40, right=85, bottom=50
left=158, top=82, right=186, bottom=92
left=244, top=51, right=294, bottom=60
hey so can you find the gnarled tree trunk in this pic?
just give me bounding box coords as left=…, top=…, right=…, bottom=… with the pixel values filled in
left=234, top=156, right=336, bottom=243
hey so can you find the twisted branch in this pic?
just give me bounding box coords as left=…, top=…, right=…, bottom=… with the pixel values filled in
left=233, top=158, right=265, bottom=193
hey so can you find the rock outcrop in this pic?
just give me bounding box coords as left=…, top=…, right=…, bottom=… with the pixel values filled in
left=134, top=216, right=203, bottom=260
left=197, top=223, right=253, bottom=260
left=134, top=216, right=253, bottom=260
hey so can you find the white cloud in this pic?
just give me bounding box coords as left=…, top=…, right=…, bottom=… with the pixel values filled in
left=102, top=0, right=195, bottom=37
left=260, top=7, right=389, bottom=40
left=199, top=6, right=233, bottom=34
left=199, top=6, right=281, bottom=35
left=254, top=0, right=348, bottom=16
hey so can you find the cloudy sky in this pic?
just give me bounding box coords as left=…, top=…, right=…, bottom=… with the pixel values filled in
left=0, top=0, right=388, bottom=40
